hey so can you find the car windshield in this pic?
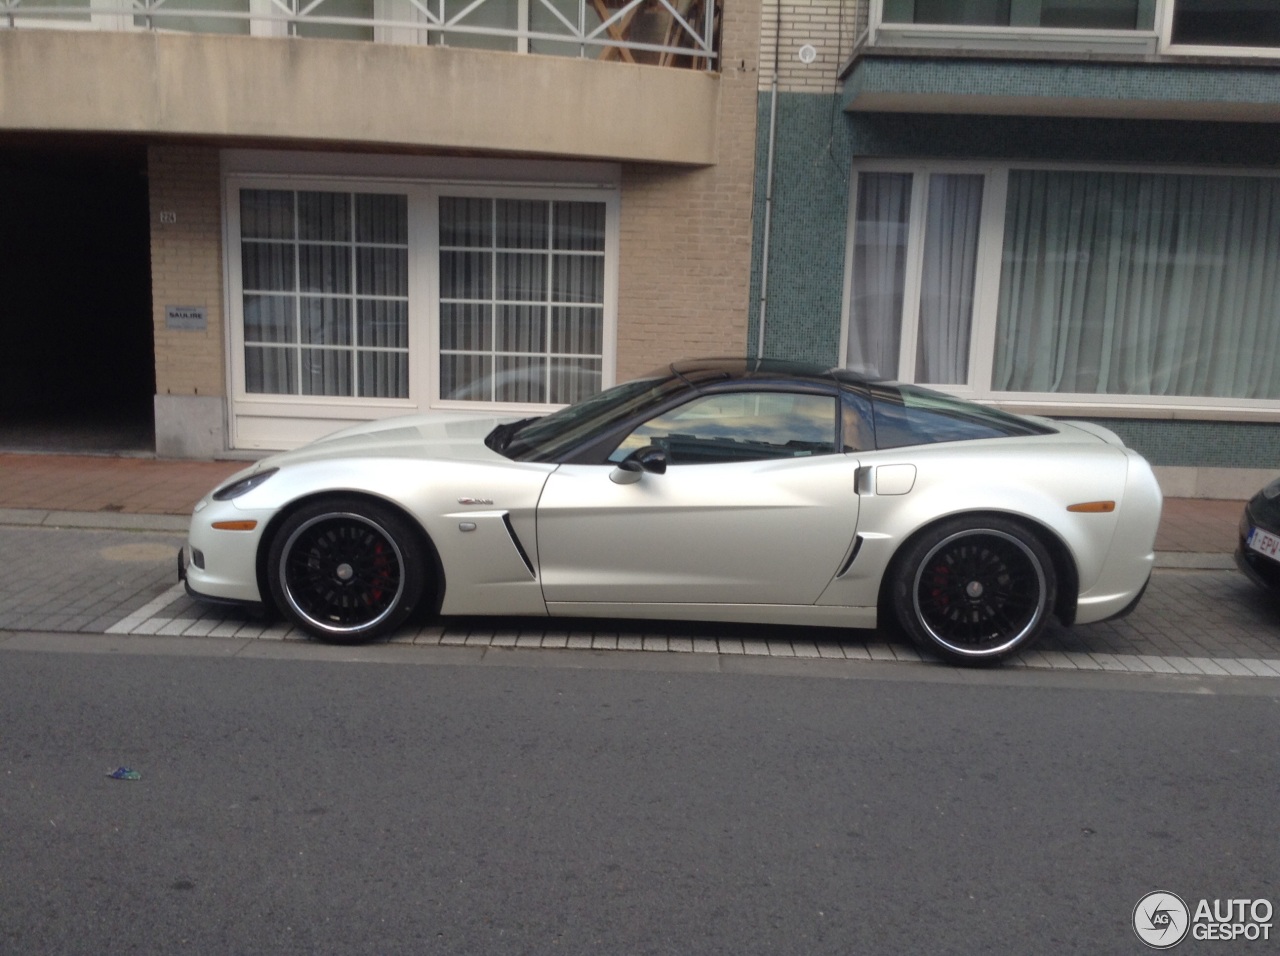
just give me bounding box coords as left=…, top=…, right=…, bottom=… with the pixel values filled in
left=497, top=372, right=688, bottom=462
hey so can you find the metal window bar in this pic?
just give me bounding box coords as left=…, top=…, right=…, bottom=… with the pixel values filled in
left=4, top=0, right=720, bottom=68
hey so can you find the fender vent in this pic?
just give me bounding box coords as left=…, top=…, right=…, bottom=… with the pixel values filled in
left=502, top=514, right=536, bottom=578
left=835, top=535, right=864, bottom=579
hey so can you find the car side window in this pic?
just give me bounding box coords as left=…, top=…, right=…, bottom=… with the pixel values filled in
left=841, top=390, right=875, bottom=452
left=869, top=383, right=1053, bottom=449
left=608, top=391, right=839, bottom=465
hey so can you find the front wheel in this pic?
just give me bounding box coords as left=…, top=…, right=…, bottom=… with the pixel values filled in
left=267, top=497, right=429, bottom=644
left=891, top=516, right=1056, bottom=666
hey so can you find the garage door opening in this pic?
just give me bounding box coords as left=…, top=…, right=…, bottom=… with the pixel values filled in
left=0, top=141, right=155, bottom=455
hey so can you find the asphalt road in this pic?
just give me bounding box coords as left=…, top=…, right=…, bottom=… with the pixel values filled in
left=2, top=638, right=1276, bottom=955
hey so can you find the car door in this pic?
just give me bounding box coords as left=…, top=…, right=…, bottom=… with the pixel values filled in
left=536, top=388, right=860, bottom=607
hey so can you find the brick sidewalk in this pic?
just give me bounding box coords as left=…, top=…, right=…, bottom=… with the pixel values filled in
left=0, top=452, right=1249, bottom=553
left=0, top=454, right=242, bottom=516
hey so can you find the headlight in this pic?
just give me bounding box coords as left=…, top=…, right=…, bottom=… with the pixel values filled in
left=212, top=468, right=279, bottom=501
left=1263, top=477, right=1280, bottom=500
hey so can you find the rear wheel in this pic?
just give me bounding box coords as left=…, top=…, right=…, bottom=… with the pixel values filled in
left=267, top=497, right=429, bottom=644
left=891, top=516, right=1055, bottom=666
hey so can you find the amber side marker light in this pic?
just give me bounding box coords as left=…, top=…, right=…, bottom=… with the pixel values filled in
left=1067, top=501, right=1116, bottom=513
left=211, top=520, right=259, bottom=531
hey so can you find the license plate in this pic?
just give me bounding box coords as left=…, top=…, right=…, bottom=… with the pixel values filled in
left=1247, top=526, right=1280, bottom=562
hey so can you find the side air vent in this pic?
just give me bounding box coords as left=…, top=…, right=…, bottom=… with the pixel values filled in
left=835, top=535, right=864, bottom=579
left=502, top=514, right=536, bottom=578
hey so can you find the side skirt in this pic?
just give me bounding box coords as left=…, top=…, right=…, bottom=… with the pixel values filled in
left=544, top=602, right=878, bottom=630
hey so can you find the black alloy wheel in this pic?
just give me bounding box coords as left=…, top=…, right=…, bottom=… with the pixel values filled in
left=892, top=516, right=1056, bottom=665
left=268, top=497, right=428, bottom=643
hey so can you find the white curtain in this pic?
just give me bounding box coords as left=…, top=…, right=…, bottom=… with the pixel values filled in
left=847, top=171, right=982, bottom=384
left=915, top=174, right=983, bottom=384
left=241, top=189, right=409, bottom=398
left=995, top=170, right=1280, bottom=399
left=439, top=197, right=605, bottom=405
left=847, top=172, right=912, bottom=378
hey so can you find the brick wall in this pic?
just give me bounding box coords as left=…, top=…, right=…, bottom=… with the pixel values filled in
left=148, top=145, right=226, bottom=398
left=759, top=0, right=860, bottom=95
left=614, top=0, right=764, bottom=380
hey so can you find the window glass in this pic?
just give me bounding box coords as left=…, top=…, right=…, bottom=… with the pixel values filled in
left=431, top=0, right=518, bottom=50
left=529, top=0, right=592, bottom=56
left=292, top=0, right=374, bottom=40
left=501, top=373, right=687, bottom=462
left=239, top=189, right=409, bottom=398
left=439, top=196, right=605, bottom=405
left=841, top=391, right=876, bottom=452
left=883, top=0, right=1151, bottom=29
left=916, top=173, right=982, bottom=385
left=847, top=164, right=1280, bottom=404
left=870, top=384, right=1052, bottom=449
left=847, top=171, right=981, bottom=384
left=903, top=0, right=1012, bottom=26
left=1171, top=0, right=1280, bottom=48
left=134, top=0, right=251, bottom=33
left=1038, top=0, right=1143, bottom=29
left=847, top=172, right=911, bottom=378
left=995, top=170, right=1280, bottom=400
left=610, top=392, right=839, bottom=465
left=29, top=0, right=91, bottom=22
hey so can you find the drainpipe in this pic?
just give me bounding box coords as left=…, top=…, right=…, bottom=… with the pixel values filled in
left=755, top=2, right=782, bottom=359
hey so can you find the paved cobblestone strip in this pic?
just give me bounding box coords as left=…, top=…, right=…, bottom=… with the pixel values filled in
left=100, top=589, right=1280, bottom=678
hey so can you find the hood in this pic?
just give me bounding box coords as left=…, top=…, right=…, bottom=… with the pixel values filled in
left=259, top=412, right=519, bottom=469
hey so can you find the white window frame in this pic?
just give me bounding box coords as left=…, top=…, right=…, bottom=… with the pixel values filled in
left=428, top=183, right=619, bottom=412
left=221, top=151, right=619, bottom=449
left=225, top=176, right=424, bottom=422
left=839, top=159, right=1280, bottom=417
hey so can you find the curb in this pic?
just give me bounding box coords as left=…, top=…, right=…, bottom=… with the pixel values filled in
left=0, top=508, right=189, bottom=533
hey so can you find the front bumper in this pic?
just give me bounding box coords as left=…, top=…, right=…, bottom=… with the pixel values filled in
left=1235, top=499, right=1280, bottom=596
left=181, top=500, right=273, bottom=604
left=179, top=545, right=267, bottom=611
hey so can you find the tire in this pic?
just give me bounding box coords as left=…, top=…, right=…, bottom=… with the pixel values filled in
left=267, top=497, right=430, bottom=644
left=890, top=515, right=1056, bottom=666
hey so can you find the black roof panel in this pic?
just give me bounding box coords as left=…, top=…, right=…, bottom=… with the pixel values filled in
left=667, top=357, right=882, bottom=389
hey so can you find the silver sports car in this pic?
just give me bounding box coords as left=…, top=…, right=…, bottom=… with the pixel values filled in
left=182, top=358, right=1162, bottom=665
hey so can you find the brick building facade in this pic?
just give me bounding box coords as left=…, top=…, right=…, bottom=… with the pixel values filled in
left=3, top=1, right=759, bottom=456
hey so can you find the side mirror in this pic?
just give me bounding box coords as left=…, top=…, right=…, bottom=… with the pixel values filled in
left=609, top=445, right=668, bottom=484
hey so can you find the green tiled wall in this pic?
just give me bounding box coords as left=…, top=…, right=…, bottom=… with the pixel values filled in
left=747, top=92, right=1280, bottom=468
left=748, top=94, right=854, bottom=364
left=845, top=57, right=1280, bottom=111
left=1073, top=419, right=1280, bottom=470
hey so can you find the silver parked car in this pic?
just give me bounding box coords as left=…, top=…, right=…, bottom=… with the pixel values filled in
left=182, top=358, right=1162, bottom=665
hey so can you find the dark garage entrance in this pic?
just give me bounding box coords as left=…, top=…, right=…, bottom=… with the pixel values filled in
left=0, top=139, right=155, bottom=454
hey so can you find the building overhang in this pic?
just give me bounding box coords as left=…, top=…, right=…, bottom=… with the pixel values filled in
left=842, top=54, right=1280, bottom=123
left=0, top=30, right=720, bottom=165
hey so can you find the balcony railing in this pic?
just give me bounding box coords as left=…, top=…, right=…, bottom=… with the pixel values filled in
left=1, top=0, right=721, bottom=69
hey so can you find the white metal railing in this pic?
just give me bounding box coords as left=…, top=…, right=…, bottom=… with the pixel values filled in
left=1, top=0, right=721, bottom=69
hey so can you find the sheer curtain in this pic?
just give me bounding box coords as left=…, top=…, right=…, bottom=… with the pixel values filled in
left=915, top=174, right=983, bottom=384
left=995, top=170, right=1280, bottom=399
left=439, top=197, right=605, bottom=405
left=847, top=171, right=982, bottom=384
left=241, top=189, right=409, bottom=399
left=846, top=172, right=912, bottom=377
